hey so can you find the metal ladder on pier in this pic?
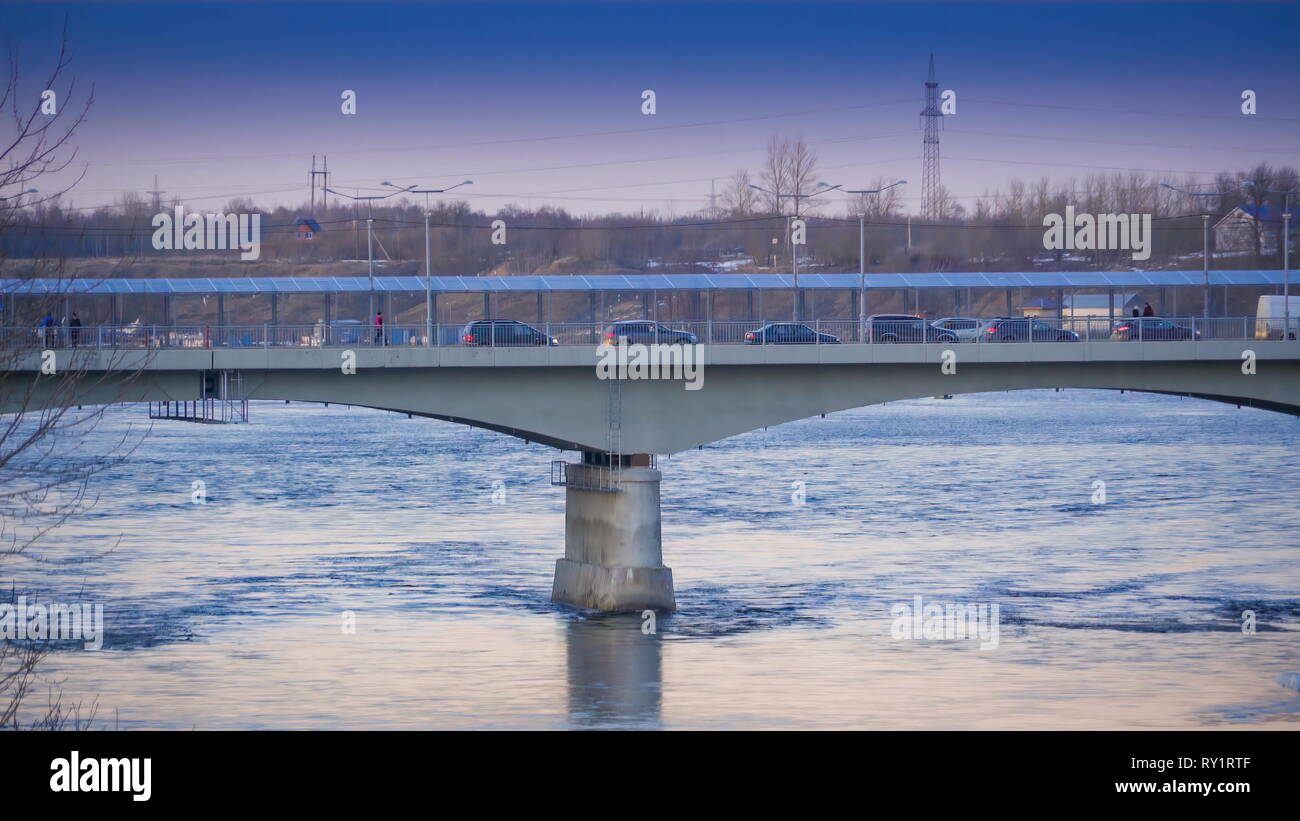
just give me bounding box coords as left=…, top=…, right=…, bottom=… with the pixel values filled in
left=148, top=370, right=249, bottom=424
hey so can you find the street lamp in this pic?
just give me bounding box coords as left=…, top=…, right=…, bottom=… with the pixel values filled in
left=843, top=180, right=907, bottom=326
left=1162, top=183, right=1216, bottom=319
left=1242, top=181, right=1298, bottom=340
left=382, top=180, right=473, bottom=345
left=325, top=187, right=407, bottom=336
left=748, top=181, right=842, bottom=319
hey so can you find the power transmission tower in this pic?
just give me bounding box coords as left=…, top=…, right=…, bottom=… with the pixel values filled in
left=148, top=175, right=166, bottom=212
left=920, top=53, right=943, bottom=220
left=309, top=155, right=330, bottom=213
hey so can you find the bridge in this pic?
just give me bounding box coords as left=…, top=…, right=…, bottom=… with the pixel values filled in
left=8, top=322, right=1300, bottom=448
left=6, top=318, right=1300, bottom=613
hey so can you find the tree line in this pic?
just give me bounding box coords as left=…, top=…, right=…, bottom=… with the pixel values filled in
left=3, top=137, right=1297, bottom=276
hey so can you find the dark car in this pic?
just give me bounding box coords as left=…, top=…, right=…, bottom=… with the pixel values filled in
left=461, top=319, right=558, bottom=346
left=1109, top=316, right=1199, bottom=341
left=743, top=323, right=840, bottom=345
left=601, top=320, right=698, bottom=345
left=868, top=314, right=958, bottom=343
left=980, top=317, right=1080, bottom=342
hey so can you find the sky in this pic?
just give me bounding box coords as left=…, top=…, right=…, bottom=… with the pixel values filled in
left=3, top=0, right=1298, bottom=217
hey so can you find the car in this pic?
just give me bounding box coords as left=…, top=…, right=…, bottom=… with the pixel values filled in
left=461, top=319, right=558, bottom=346
left=980, top=317, right=1080, bottom=342
left=930, top=316, right=984, bottom=342
left=1110, top=316, right=1199, bottom=341
left=1255, top=295, right=1300, bottom=340
left=867, top=314, right=958, bottom=343
left=321, top=319, right=366, bottom=345
left=743, top=323, right=841, bottom=345
left=601, top=320, right=698, bottom=345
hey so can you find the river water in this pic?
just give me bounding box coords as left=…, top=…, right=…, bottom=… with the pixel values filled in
left=6, top=389, right=1299, bottom=729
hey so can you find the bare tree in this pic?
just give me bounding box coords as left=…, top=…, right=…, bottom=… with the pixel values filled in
left=760, top=136, right=790, bottom=215
left=1239, top=163, right=1277, bottom=265
left=1, top=25, right=140, bottom=730
left=785, top=137, right=821, bottom=213
left=721, top=169, right=758, bottom=217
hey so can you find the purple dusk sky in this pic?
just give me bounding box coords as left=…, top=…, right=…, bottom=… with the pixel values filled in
left=4, top=1, right=1298, bottom=216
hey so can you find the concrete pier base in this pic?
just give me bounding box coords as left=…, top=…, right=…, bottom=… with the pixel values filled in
left=552, top=462, right=675, bottom=612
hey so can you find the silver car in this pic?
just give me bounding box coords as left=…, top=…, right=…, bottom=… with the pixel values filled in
left=930, top=317, right=985, bottom=342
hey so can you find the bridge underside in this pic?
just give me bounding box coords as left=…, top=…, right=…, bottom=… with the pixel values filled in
left=10, top=357, right=1299, bottom=453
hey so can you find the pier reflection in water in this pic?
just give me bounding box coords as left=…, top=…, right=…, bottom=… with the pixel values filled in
left=566, top=614, right=662, bottom=729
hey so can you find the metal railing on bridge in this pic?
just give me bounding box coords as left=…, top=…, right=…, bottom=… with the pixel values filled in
left=6, top=315, right=1298, bottom=351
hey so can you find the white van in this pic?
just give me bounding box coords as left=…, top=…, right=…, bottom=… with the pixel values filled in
left=1254, top=295, right=1300, bottom=340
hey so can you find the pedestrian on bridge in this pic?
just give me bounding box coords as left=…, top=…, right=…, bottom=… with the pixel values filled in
left=1142, top=302, right=1154, bottom=317
left=38, top=313, right=57, bottom=347
left=374, top=311, right=384, bottom=346
left=69, top=312, right=82, bottom=346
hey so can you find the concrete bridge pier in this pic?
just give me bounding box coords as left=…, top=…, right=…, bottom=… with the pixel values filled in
left=552, top=455, right=675, bottom=612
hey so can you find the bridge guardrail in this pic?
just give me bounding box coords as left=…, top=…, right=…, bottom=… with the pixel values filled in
left=5, top=315, right=1296, bottom=351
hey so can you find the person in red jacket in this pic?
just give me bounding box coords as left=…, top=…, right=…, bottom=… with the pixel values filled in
left=374, top=311, right=384, bottom=345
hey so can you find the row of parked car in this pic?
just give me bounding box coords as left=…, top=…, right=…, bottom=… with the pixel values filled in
left=455, top=315, right=1202, bottom=346
left=932, top=315, right=1201, bottom=342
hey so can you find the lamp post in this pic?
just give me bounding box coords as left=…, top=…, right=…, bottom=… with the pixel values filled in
left=1241, top=182, right=1298, bottom=340
left=748, top=181, right=841, bottom=320
left=1287, top=207, right=1293, bottom=339
left=843, top=181, right=907, bottom=327
left=326, top=187, right=403, bottom=331
left=382, top=180, right=473, bottom=345
left=1161, top=183, right=1216, bottom=319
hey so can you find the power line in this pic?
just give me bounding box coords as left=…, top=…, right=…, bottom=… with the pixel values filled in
left=965, top=97, right=1300, bottom=123
left=947, top=128, right=1300, bottom=156
left=945, top=155, right=1228, bottom=175
left=82, top=99, right=918, bottom=167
